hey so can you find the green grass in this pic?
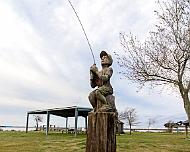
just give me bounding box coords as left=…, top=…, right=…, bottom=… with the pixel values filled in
left=117, top=132, right=190, bottom=152
left=0, top=131, right=190, bottom=152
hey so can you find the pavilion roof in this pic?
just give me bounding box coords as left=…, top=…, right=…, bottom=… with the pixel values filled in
left=27, top=106, right=93, bottom=117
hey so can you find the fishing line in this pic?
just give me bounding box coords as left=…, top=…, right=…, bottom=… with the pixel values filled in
left=67, top=0, right=96, bottom=64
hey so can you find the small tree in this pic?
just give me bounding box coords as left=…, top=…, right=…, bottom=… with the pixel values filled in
left=119, top=107, right=139, bottom=135
left=33, top=115, right=43, bottom=131
left=164, top=120, right=178, bottom=133
left=147, top=118, right=156, bottom=131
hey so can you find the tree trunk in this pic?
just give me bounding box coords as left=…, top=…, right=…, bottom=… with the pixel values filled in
left=86, top=112, right=116, bottom=152
left=36, top=122, right=38, bottom=131
left=183, top=92, right=190, bottom=123
left=185, top=125, right=188, bottom=138
left=129, top=124, right=132, bottom=135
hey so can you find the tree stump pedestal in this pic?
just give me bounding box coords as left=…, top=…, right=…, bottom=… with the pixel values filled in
left=86, top=112, right=116, bottom=152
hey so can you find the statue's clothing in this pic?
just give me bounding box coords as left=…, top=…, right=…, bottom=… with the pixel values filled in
left=96, top=67, right=113, bottom=96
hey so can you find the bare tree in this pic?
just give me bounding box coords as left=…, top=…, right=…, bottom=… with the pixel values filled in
left=115, top=0, right=190, bottom=122
left=147, top=118, right=156, bottom=131
left=119, top=107, right=139, bottom=135
left=164, top=120, right=178, bottom=133
left=33, top=115, right=43, bottom=131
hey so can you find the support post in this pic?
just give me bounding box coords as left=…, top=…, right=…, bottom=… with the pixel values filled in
left=46, top=111, right=50, bottom=135
left=26, top=113, right=29, bottom=133
left=75, top=108, right=78, bottom=137
left=85, top=116, right=87, bottom=132
left=66, top=117, right=68, bottom=133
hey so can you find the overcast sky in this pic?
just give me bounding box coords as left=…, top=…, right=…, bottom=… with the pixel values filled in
left=0, top=0, right=187, bottom=129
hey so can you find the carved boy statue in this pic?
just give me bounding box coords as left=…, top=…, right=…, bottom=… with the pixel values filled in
left=88, top=51, right=115, bottom=112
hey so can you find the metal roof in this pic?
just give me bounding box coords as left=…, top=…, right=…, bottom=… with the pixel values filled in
left=27, top=106, right=93, bottom=117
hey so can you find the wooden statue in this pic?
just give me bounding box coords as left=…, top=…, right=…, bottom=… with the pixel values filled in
left=88, top=51, right=116, bottom=112
left=86, top=51, right=117, bottom=152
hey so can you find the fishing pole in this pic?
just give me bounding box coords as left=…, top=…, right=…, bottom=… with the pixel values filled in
left=67, top=0, right=96, bottom=64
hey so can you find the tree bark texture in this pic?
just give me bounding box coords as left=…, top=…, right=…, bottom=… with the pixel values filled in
left=86, top=112, right=116, bottom=152
left=183, top=92, right=190, bottom=123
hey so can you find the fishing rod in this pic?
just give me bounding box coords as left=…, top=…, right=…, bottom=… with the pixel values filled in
left=67, top=0, right=96, bottom=64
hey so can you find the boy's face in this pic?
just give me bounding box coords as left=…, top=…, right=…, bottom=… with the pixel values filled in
left=101, top=55, right=109, bottom=65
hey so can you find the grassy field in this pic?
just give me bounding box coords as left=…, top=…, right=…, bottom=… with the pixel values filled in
left=0, top=131, right=190, bottom=152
